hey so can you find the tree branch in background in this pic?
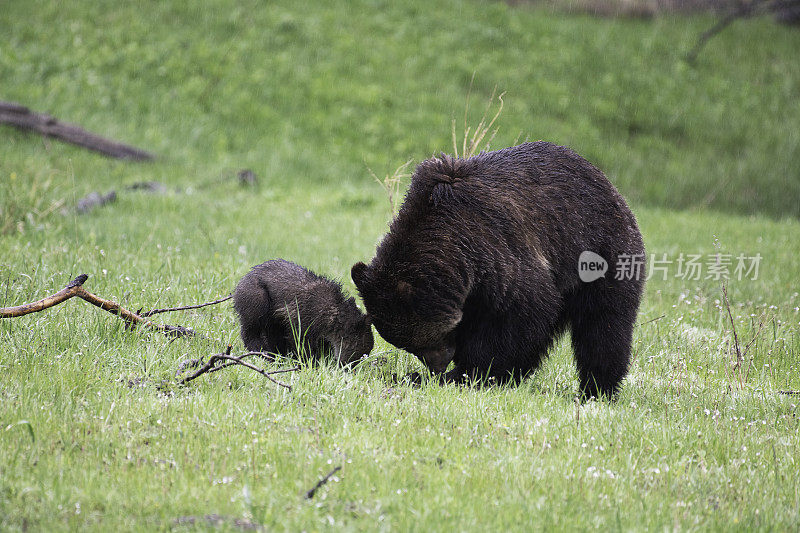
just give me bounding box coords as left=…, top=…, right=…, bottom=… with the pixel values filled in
left=0, top=100, right=154, bottom=160
left=0, top=274, right=194, bottom=337
left=686, top=0, right=773, bottom=64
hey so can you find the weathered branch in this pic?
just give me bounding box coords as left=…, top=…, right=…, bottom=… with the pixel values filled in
left=178, top=346, right=299, bottom=390
left=176, top=351, right=274, bottom=377
left=0, top=274, right=194, bottom=337
left=0, top=274, right=88, bottom=317
left=0, top=100, right=154, bottom=160
left=193, top=352, right=276, bottom=375
left=140, top=294, right=233, bottom=318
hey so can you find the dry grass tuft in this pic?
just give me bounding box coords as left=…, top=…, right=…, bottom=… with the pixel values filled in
left=451, top=78, right=506, bottom=160
left=368, top=159, right=414, bottom=216
left=369, top=79, right=507, bottom=216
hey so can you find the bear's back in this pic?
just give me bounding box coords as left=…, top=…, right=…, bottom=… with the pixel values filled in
left=391, top=142, right=642, bottom=292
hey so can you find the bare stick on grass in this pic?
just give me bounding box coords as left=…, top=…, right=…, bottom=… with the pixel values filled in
left=178, top=345, right=300, bottom=390
left=0, top=274, right=194, bottom=337
left=2, top=276, right=299, bottom=390
left=305, top=465, right=342, bottom=499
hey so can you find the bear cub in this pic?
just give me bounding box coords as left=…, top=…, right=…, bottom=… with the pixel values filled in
left=234, top=259, right=373, bottom=365
left=352, top=141, right=645, bottom=398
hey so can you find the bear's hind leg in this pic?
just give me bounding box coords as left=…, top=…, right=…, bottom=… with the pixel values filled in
left=240, top=320, right=285, bottom=358
left=568, top=285, right=640, bottom=399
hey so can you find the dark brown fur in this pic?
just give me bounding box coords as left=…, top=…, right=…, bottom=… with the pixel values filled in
left=234, top=260, right=373, bottom=365
left=352, top=141, right=645, bottom=398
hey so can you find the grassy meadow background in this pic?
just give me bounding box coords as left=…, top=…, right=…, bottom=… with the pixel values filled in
left=1, top=0, right=799, bottom=530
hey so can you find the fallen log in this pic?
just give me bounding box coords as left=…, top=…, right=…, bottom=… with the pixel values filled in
left=0, top=100, right=154, bottom=160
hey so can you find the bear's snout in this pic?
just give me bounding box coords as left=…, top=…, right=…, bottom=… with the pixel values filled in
left=417, top=346, right=455, bottom=374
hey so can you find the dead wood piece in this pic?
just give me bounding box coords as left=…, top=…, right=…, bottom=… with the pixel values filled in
left=175, top=352, right=275, bottom=378
left=305, top=466, right=342, bottom=499
left=0, top=100, right=154, bottom=161
left=125, top=181, right=168, bottom=194
left=76, top=190, right=117, bottom=214
left=0, top=274, right=194, bottom=337
left=237, top=169, right=258, bottom=186
left=0, top=274, right=88, bottom=317
left=178, top=347, right=298, bottom=390
left=140, top=293, right=233, bottom=318
left=774, top=0, right=800, bottom=23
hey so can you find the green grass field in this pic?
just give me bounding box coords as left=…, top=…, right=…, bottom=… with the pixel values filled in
left=2, top=0, right=799, bottom=530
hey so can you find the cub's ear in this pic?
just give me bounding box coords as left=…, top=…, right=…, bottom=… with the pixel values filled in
left=351, top=262, right=370, bottom=290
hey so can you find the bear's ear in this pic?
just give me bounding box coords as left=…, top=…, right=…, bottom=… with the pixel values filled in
left=351, top=262, right=370, bottom=290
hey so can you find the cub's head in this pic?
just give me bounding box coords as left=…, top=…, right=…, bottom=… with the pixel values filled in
left=351, top=261, right=462, bottom=373
left=338, top=297, right=374, bottom=366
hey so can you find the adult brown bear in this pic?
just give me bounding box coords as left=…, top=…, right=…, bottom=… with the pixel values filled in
left=352, top=142, right=645, bottom=398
